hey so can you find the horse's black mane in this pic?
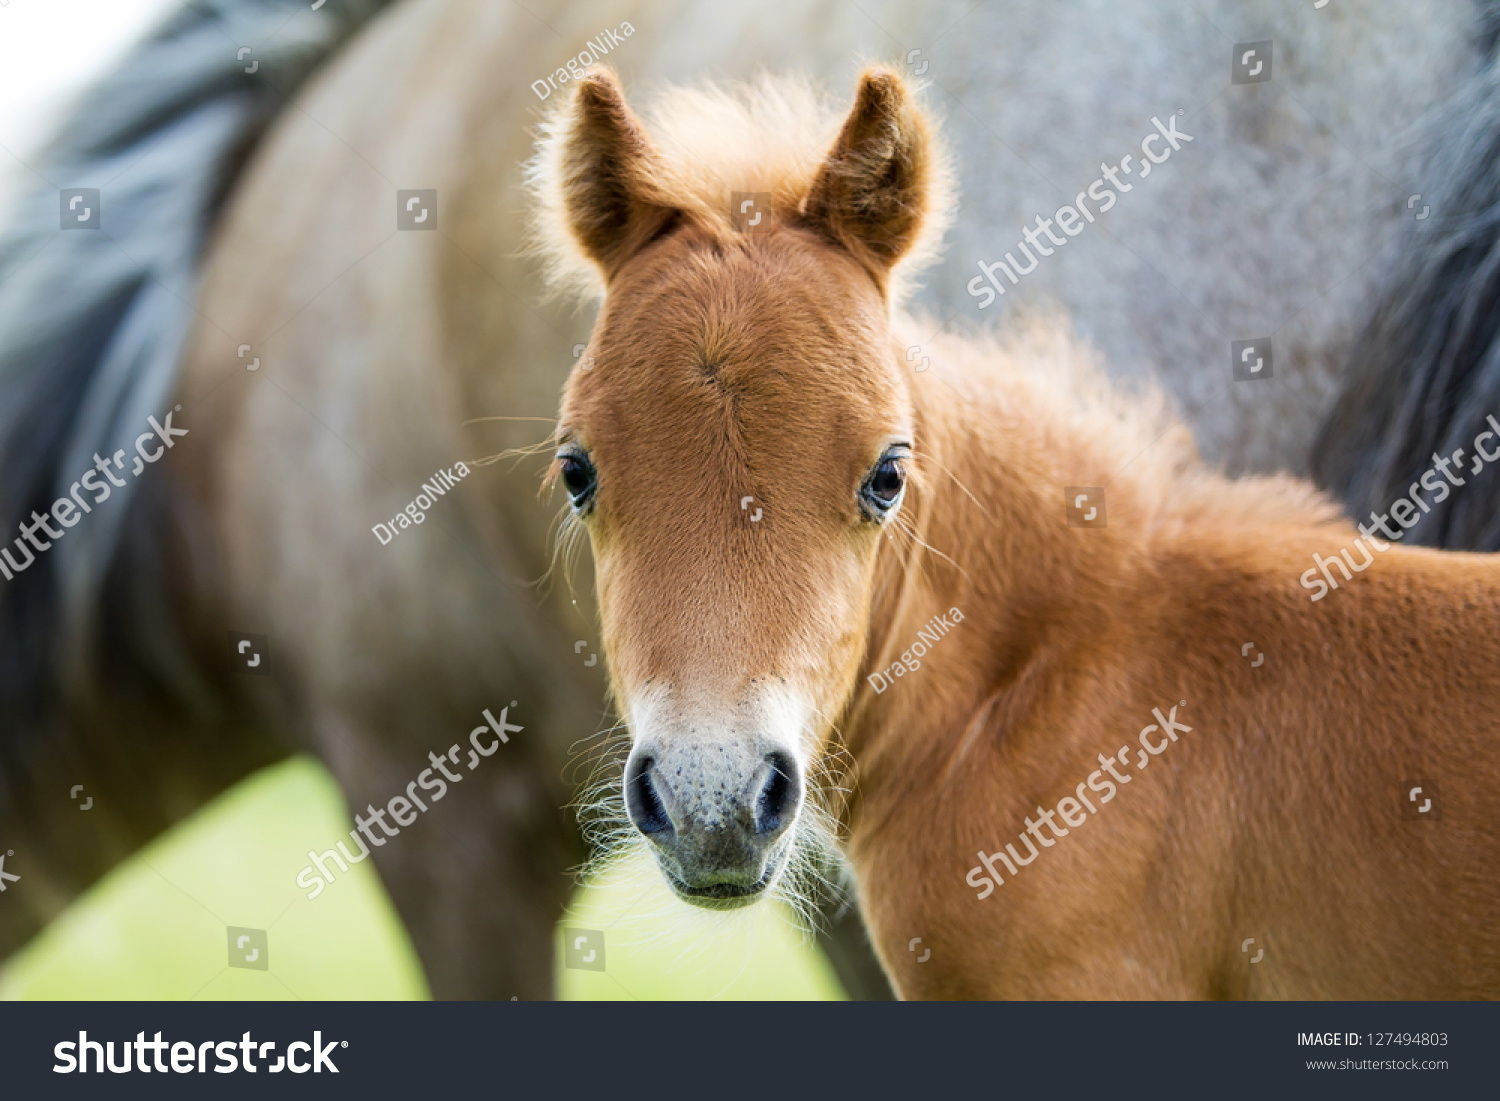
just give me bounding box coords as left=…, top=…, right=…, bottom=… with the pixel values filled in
left=0, top=0, right=391, bottom=930
left=1313, top=0, right=1500, bottom=549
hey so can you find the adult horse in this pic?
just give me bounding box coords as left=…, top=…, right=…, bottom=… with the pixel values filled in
left=539, top=63, right=1500, bottom=998
left=0, top=0, right=1495, bottom=998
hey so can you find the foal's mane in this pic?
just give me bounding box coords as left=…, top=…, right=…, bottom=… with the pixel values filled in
left=526, top=68, right=955, bottom=308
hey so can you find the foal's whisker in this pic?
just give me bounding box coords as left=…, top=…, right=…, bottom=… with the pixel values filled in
left=891, top=511, right=971, bottom=582
left=462, top=419, right=563, bottom=479
left=536, top=506, right=588, bottom=602
left=565, top=747, right=629, bottom=798
left=461, top=415, right=561, bottom=426
left=565, top=728, right=631, bottom=791
left=567, top=718, right=630, bottom=757
left=467, top=438, right=560, bottom=467
left=919, top=448, right=990, bottom=515
left=709, top=929, right=759, bottom=1001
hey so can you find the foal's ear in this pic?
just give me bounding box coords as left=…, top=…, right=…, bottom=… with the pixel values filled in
left=803, top=67, right=935, bottom=275
left=557, top=69, right=677, bottom=279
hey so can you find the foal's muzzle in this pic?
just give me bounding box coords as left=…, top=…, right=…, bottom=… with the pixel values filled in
left=624, top=742, right=803, bottom=909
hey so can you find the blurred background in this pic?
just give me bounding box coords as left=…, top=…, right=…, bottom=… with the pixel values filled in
left=0, top=0, right=841, bottom=1001
left=0, top=755, right=842, bottom=999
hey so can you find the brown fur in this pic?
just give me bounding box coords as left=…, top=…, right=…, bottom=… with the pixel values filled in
left=541, top=65, right=1500, bottom=998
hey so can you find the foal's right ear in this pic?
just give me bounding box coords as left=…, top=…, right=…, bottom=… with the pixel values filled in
left=557, top=69, right=677, bottom=279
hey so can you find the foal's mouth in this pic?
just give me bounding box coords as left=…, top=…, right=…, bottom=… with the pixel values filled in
left=660, top=849, right=788, bottom=911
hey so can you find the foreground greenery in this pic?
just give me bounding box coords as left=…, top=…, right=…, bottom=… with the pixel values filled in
left=0, top=757, right=841, bottom=1001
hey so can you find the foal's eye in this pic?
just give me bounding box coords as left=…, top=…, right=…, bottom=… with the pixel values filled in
left=861, top=453, right=907, bottom=518
left=559, top=453, right=597, bottom=510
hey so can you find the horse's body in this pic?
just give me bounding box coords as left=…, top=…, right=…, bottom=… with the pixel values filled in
left=3, top=0, right=1499, bottom=1000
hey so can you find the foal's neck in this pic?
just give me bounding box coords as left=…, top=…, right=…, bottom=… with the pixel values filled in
left=843, top=319, right=1134, bottom=795
left=838, top=314, right=1338, bottom=827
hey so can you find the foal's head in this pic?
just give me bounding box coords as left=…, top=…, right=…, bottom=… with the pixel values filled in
left=535, top=67, right=946, bottom=908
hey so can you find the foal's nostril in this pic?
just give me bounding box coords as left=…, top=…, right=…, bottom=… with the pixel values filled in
left=755, top=752, right=802, bottom=836
left=625, top=755, right=674, bottom=837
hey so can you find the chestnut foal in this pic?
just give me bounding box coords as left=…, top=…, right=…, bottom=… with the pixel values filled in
left=533, top=65, right=1500, bottom=998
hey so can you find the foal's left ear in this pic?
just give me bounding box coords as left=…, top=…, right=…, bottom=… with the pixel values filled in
left=803, top=67, right=935, bottom=277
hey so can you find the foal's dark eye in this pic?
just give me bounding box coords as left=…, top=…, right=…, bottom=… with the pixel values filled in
left=861, top=453, right=907, bottom=518
left=559, top=453, right=596, bottom=509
